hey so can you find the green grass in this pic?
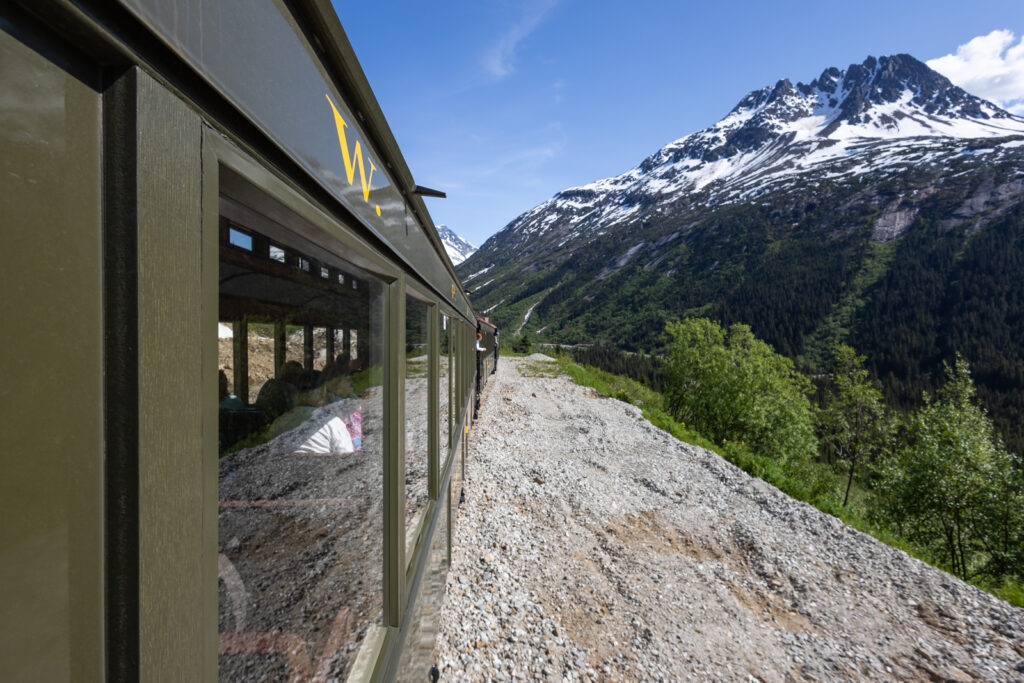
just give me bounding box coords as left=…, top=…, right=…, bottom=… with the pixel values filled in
left=543, top=354, right=1023, bottom=608
left=500, top=350, right=536, bottom=358
left=517, top=360, right=562, bottom=378
left=991, top=578, right=1024, bottom=606
left=406, top=359, right=428, bottom=379
left=555, top=357, right=665, bottom=411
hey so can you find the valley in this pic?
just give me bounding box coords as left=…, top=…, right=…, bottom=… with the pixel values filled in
left=457, top=53, right=1024, bottom=455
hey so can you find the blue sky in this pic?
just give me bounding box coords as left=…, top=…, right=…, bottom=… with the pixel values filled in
left=333, top=1, right=1024, bottom=248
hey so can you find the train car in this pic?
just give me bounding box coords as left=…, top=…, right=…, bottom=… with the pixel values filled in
left=477, top=316, right=498, bottom=379
left=473, top=316, right=498, bottom=418
left=0, top=1, right=492, bottom=680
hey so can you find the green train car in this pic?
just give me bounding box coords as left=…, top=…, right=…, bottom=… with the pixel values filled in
left=1, top=1, right=490, bottom=680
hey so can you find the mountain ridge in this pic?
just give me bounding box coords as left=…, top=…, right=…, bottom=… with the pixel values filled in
left=464, top=54, right=1024, bottom=267
left=437, top=224, right=477, bottom=265
left=456, top=52, right=1024, bottom=454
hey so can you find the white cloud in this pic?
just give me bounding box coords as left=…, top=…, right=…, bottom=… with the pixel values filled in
left=928, top=30, right=1024, bottom=115
left=482, top=0, right=560, bottom=80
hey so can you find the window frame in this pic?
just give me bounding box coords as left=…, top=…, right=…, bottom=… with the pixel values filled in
left=202, top=129, right=410, bottom=679
left=401, top=284, right=437, bottom=580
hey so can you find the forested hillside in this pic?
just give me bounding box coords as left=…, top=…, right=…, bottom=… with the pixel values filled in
left=458, top=54, right=1024, bottom=454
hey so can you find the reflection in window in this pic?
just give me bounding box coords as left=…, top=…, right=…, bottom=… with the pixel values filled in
left=440, top=315, right=450, bottom=467
left=217, top=211, right=384, bottom=681
left=405, top=295, right=430, bottom=542
left=310, top=326, right=329, bottom=371
left=229, top=228, right=253, bottom=251
left=284, top=326, right=306, bottom=377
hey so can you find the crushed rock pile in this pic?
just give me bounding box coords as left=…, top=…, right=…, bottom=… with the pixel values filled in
left=434, top=356, right=1024, bottom=682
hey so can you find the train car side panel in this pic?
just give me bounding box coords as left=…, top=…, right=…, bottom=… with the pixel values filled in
left=0, top=24, right=105, bottom=682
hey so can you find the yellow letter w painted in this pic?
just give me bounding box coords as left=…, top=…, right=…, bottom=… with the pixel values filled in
left=326, top=94, right=376, bottom=203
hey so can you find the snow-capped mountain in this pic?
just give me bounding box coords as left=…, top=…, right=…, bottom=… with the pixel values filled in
left=470, top=54, right=1024, bottom=258
left=455, top=54, right=1024, bottom=452
left=436, top=225, right=476, bottom=265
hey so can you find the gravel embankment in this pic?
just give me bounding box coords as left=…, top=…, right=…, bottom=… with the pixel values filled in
left=434, top=356, right=1024, bottom=682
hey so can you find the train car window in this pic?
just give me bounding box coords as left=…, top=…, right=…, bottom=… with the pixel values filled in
left=217, top=212, right=385, bottom=681
left=283, top=325, right=305, bottom=371
left=460, top=322, right=470, bottom=424
left=454, top=323, right=462, bottom=427
left=269, top=244, right=285, bottom=262
left=440, top=314, right=451, bottom=469
left=312, top=327, right=329, bottom=371
left=405, top=294, right=430, bottom=542
left=220, top=320, right=281, bottom=405
left=229, top=228, right=253, bottom=251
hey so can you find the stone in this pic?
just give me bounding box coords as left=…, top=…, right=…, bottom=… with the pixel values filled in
left=432, top=357, right=1024, bottom=682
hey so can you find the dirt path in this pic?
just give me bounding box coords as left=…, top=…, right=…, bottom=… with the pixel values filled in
left=434, top=356, right=1024, bottom=682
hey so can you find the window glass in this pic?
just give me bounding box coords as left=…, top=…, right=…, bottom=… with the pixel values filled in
left=440, top=314, right=450, bottom=468
left=229, top=227, right=253, bottom=250
left=284, top=325, right=305, bottom=372
left=405, top=295, right=430, bottom=542
left=311, top=326, right=328, bottom=371
left=458, top=322, right=468, bottom=425
left=217, top=205, right=384, bottom=681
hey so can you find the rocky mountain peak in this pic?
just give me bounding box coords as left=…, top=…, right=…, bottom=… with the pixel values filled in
left=718, top=53, right=1014, bottom=144
left=808, top=66, right=842, bottom=95
left=437, top=225, right=477, bottom=266
left=460, top=52, right=1024, bottom=274
left=455, top=54, right=1024, bottom=468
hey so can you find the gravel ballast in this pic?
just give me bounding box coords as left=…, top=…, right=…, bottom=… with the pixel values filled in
left=434, top=356, right=1024, bottom=682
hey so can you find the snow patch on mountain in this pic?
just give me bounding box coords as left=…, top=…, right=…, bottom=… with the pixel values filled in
left=464, top=264, right=494, bottom=283
left=484, top=54, right=1024, bottom=254
left=437, top=225, right=477, bottom=265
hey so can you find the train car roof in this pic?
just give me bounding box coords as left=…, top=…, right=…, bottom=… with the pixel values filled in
left=475, top=314, right=498, bottom=332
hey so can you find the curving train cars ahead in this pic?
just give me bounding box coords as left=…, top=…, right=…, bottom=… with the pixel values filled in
left=1, top=1, right=492, bottom=680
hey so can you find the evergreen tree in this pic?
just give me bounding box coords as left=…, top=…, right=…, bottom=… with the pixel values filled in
left=513, top=333, right=533, bottom=354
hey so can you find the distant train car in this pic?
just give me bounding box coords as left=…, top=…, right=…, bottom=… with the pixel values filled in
left=0, top=1, right=492, bottom=680
left=473, top=316, right=498, bottom=418
left=477, top=316, right=498, bottom=378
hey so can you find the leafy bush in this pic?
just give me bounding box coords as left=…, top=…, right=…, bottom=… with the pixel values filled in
left=874, top=356, right=1024, bottom=583
left=663, top=318, right=817, bottom=464
left=817, top=345, right=893, bottom=506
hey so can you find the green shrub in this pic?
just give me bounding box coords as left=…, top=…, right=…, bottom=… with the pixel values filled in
left=663, top=318, right=817, bottom=464
left=513, top=333, right=533, bottom=354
